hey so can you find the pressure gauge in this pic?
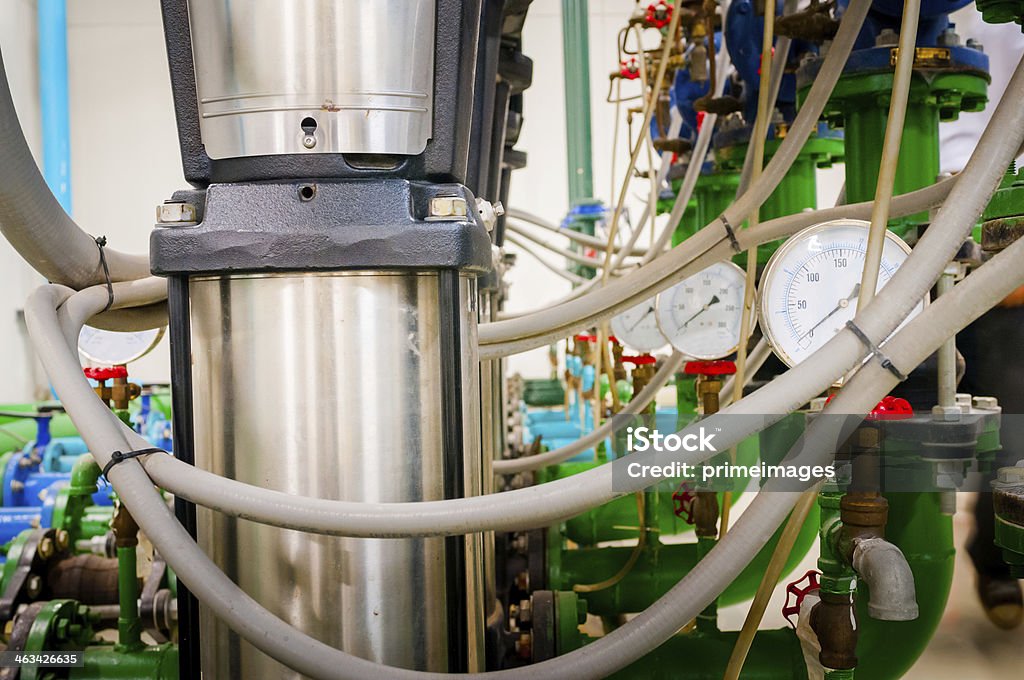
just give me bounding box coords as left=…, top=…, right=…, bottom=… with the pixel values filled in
left=78, top=326, right=165, bottom=366
left=655, top=261, right=750, bottom=360
left=610, top=297, right=668, bottom=352
left=758, top=219, right=923, bottom=367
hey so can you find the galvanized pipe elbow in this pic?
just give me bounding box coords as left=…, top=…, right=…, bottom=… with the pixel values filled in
left=851, top=537, right=919, bottom=621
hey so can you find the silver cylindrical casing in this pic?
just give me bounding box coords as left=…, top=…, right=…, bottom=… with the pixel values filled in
left=189, top=272, right=483, bottom=678
left=186, top=0, right=436, bottom=159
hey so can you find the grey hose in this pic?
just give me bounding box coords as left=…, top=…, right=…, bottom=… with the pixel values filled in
left=493, top=351, right=685, bottom=474
left=506, top=210, right=647, bottom=256
left=0, top=48, right=150, bottom=288
left=504, top=230, right=631, bottom=272
left=502, top=233, right=588, bottom=285
left=479, top=0, right=872, bottom=356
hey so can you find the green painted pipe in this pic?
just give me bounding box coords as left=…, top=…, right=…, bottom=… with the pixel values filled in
left=70, top=644, right=178, bottom=679
left=605, top=628, right=808, bottom=680
left=116, top=545, right=144, bottom=652
left=0, top=410, right=79, bottom=455
left=561, top=0, right=594, bottom=204
left=816, top=70, right=987, bottom=235
left=550, top=501, right=819, bottom=615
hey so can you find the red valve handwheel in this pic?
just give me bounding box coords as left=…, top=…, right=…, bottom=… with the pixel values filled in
left=782, top=569, right=821, bottom=628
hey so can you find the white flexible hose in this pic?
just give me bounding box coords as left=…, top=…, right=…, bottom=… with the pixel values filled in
left=503, top=229, right=632, bottom=272
left=506, top=210, right=647, bottom=255
left=502, top=233, right=589, bottom=285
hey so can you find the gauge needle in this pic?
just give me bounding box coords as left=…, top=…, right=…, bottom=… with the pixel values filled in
left=798, top=283, right=861, bottom=341
left=627, top=306, right=655, bottom=331
left=682, top=295, right=720, bottom=327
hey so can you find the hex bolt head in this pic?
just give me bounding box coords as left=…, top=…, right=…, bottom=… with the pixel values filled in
left=875, top=28, right=899, bottom=47
left=997, top=465, right=1024, bottom=485
left=156, top=201, right=197, bottom=224
left=38, top=536, right=54, bottom=560
left=518, top=599, right=532, bottom=624
left=932, top=405, right=962, bottom=422
left=26, top=574, right=42, bottom=598
left=973, top=396, right=999, bottom=410
left=55, top=530, right=70, bottom=551
left=428, top=196, right=468, bottom=220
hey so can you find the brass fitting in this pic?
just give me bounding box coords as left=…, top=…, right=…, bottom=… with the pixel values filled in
left=631, top=363, right=656, bottom=394
left=810, top=590, right=858, bottom=670
left=839, top=493, right=889, bottom=560
left=693, top=491, right=720, bottom=538
left=695, top=376, right=723, bottom=416
left=111, top=504, right=140, bottom=550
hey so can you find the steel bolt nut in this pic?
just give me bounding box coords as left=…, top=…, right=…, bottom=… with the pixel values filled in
left=973, top=396, right=999, bottom=410
left=156, top=201, right=197, bottom=224
left=55, top=530, right=70, bottom=551
left=875, top=28, right=899, bottom=47
left=996, top=465, right=1024, bottom=485
left=428, top=196, right=468, bottom=220
left=518, top=599, right=532, bottom=624
left=26, top=574, right=42, bottom=598
left=38, top=536, right=55, bottom=560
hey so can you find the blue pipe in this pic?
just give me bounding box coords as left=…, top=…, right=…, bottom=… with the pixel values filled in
left=38, top=0, right=72, bottom=214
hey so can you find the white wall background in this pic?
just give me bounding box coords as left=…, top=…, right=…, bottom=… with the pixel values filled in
left=0, top=1, right=1016, bottom=402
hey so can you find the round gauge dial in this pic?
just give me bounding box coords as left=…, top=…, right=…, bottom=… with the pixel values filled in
left=610, top=297, right=668, bottom=352
left=655, top=261, right=750, bottom=359
left=78, top=326, right=165, bottom=366
left=758, top=219, right=923, bottom=367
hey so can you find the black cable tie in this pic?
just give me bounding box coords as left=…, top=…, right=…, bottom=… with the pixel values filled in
left=844, top=320, right=908, bottom=381
left=719, top=214, right=742, bottom=253
left=101, top=447, right=167, bottom=478
left=94, top=236, right=114, bottom=312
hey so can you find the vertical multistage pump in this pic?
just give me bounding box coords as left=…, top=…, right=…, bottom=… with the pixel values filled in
left=153, top=1, right=491, bottom=677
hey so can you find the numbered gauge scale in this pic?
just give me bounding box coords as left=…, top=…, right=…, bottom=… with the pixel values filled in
left=78, top=326, right=165, bottom=366
left=610, top=296, right=668, bottom=353
left=758, top=219, right=924, bottom=367
left=655, top=260, right=752, bottom=359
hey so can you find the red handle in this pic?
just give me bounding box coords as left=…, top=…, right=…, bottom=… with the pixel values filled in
left=782, top=569, right=821, bottom=628
left=84, top=366, right=128, bottom=381
left=623, top=354, right=657, bottom=366
left=671, top=482, right=696, bottom=523
left=644, top=2, right=673, bottom=29
left=619, top=58, right=640, bottom=80
left=824, top=394, right=913, bottom=420
left=683, top=360, right=737, bottom=376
